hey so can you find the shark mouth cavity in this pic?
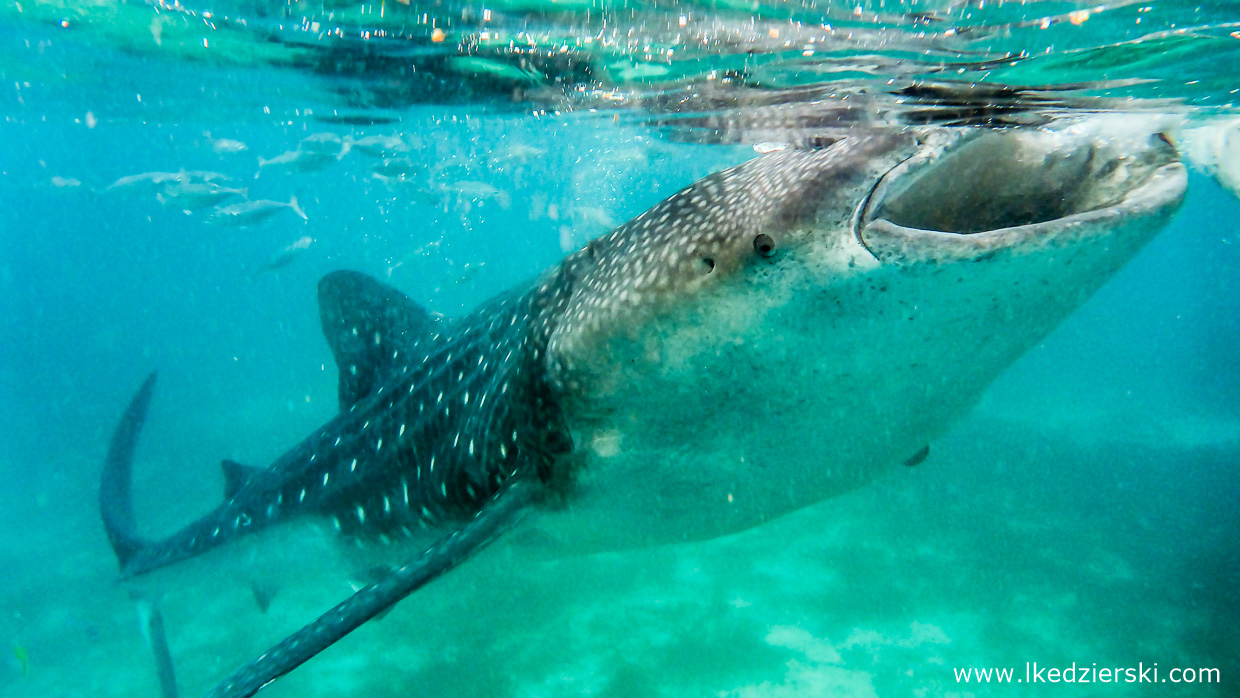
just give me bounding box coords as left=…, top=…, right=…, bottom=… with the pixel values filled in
left=856, top=124, right=1186, bottom=262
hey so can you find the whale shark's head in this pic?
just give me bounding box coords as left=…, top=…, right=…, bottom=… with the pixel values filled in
left=528, top=116, right=1185, bottom=551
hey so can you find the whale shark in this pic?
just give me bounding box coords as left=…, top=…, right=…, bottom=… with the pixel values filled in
left=99, top=117, right=1186, bottom=698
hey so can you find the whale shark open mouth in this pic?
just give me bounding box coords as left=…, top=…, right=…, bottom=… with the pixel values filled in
left=856, top=124, right=1186, bottom=261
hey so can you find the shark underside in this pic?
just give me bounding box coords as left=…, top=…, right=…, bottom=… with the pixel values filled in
left=99, top=118, right=1186, bottom=697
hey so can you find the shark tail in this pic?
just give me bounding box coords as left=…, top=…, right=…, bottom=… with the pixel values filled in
left=99, top=372, right=158, bottom=571
left=288, top=195, right=308, bottom=221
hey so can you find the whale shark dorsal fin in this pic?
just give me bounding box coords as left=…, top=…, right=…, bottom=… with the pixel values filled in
left=221, top=459, right=264, bottom=499
left=317, top=270, right=441, bottom=412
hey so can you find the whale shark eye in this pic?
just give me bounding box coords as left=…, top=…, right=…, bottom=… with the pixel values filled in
left=753, top=234, right=776, bottom=257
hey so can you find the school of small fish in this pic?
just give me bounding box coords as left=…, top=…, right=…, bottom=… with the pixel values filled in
left=82, top=128, right=660, bottom=283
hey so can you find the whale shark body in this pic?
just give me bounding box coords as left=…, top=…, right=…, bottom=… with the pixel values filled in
left=100, top=118, right=1186, bottom=697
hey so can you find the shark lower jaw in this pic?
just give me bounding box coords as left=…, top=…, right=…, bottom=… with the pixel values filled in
left=855, top=122, right=1188, bottom=263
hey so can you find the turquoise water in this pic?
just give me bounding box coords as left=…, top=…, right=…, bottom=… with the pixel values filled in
left=1, top=0, right=1238, bottom=696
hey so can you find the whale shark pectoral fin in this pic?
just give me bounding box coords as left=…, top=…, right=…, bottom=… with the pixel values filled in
left=317, top=270, right=442, bottom=411
left=203, top=478, right=542, bottom=698
left=221, top=460, right=264, bottom=499
left=100, top=372, right=158, bottom=570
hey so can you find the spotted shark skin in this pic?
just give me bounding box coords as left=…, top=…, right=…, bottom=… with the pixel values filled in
left=104, top=274, right=571, bottom=578
left=100, top=119, right=1187, bottom=698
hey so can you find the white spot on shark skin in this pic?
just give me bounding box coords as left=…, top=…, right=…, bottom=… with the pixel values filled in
left=350, top=458, right=358, bottom=472
left=402, top=478, right=410, bottom=504
left=356, top=505, right=366, bottom=523
left=376, top=438, right=383, bottom=451
left=299, top=488, right=306, bottom=503
left=335, top=436, right=342, bottom=447
left=399, top=423, right=406, bottom=437
left=383, top=496, right=391, bottom=514
left=323, top=472, right=330, bottom=487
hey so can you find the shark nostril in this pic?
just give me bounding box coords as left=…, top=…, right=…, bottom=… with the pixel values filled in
left=701, top=257, right=716, bottom=273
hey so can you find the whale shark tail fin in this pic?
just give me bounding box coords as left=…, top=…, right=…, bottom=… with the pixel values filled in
left=99, top=372, right=158, bottom=571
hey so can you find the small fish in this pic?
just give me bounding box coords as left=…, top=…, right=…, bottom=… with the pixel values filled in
left=344, top=134, right=409, bottom=159
left=256, top=149, right=336, bottom=177
left=104, top=171, right=184, bottom=194
left=453, top=260, right=486, bottom=285
left=252, top=236, right=315, bottom=277
left=204, top=131, right=248, bottom=154
left=447, top=56, right=543, bottom=84
left=369, top=156, right=420, bottom=179
left=299, top=132, right=345, bottom=153
left=568, top=206, right=618, bottom=231
left=436, top=180, right=502, bottom=199
left=179, top=170, right=233, bottom=184
left=300, top=132, right=351, bottom=160
left=488, top=142, right=545, bottom=165
left=12, top=642, right=27, bottom=677
left=157, top=181, right=247, bottom=210
left=208, top=196, right=307, bottom=226
left=50, top=175, right=83, bottom=188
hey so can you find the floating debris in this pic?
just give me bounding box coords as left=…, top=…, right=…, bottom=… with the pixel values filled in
left=207, top=196, right=307, bottom=226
